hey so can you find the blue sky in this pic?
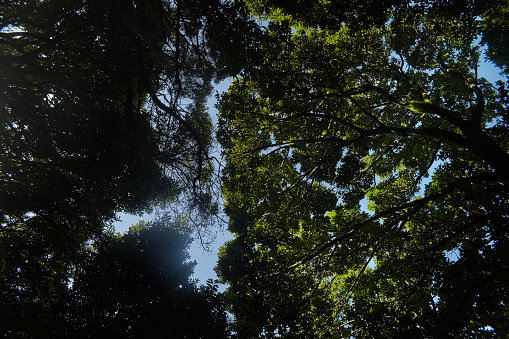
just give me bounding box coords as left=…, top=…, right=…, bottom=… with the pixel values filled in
left=114, top=79, right=233, bottom=286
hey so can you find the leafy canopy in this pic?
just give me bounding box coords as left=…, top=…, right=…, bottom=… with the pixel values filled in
left=217, top=0, right=509, bottom=337
left=1, top=0, right=258, bottom=336
left=65, top=218, right=229, bottom=338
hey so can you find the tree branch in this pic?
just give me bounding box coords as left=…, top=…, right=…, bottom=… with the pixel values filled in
left=288, top=171, right=503, bottom=270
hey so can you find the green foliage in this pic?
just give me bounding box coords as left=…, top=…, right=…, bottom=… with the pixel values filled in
left=0, top=0, right=258, bottom=336
left=2, top=217, right=230, bottom=338
left=217, top=1, right=509, bottom=337
left=0, top=220, right=74, bottom=337
left=65, top=217, right=229, bottom=338
left=481, top=0, right=509, bottom=74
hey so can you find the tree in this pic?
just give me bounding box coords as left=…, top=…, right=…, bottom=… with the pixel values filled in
left=1, top=0, right=258, bottom=335
left=64, top=218, right=229, bottom=338
left=217, top=1, right=509, bottom=337
left=0, top=0, right=256, bottom=238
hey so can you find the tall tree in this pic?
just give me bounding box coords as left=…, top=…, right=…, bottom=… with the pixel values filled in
left=217, top=1, right=509, bottom=337
left=65, top=218, right=229, bottom=338
left=0, top=0, right=258, bottom=334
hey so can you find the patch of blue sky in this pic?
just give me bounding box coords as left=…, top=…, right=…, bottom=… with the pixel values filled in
left=114, top=79, right=233, bottom=286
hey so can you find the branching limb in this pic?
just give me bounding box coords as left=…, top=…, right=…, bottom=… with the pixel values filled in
left=288, top=171, right=503, bottom=270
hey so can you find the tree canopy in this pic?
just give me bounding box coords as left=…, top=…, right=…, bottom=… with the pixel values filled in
left=2, top=217, right=230, bottom=338
left=2, top=0, right=509, bottom=337
left=217, top=0, right=509, bottom=337
left=1, top=0, right=256, bottom=336
left=0, top=0, right=258, bottom=239
left=65, top=219, right=229, bottom=338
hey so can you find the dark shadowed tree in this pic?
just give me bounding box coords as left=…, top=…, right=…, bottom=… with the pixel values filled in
left=65, top=218, right=229, bottom=338
left=0, top=0, right=258, bottom=336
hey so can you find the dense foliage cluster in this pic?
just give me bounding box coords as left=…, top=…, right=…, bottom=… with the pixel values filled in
left=0, top=0, right=257, bottom=336
left=2, top=0, right=509, bottom=337
left=3, top=217, right=229, bottom=337
left=217, top=0, right=509, bottom=337
left=65, top=219, right=229, bottom=338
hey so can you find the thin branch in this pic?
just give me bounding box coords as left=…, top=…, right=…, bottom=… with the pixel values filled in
left=288, top=171, right=503, bottom=270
